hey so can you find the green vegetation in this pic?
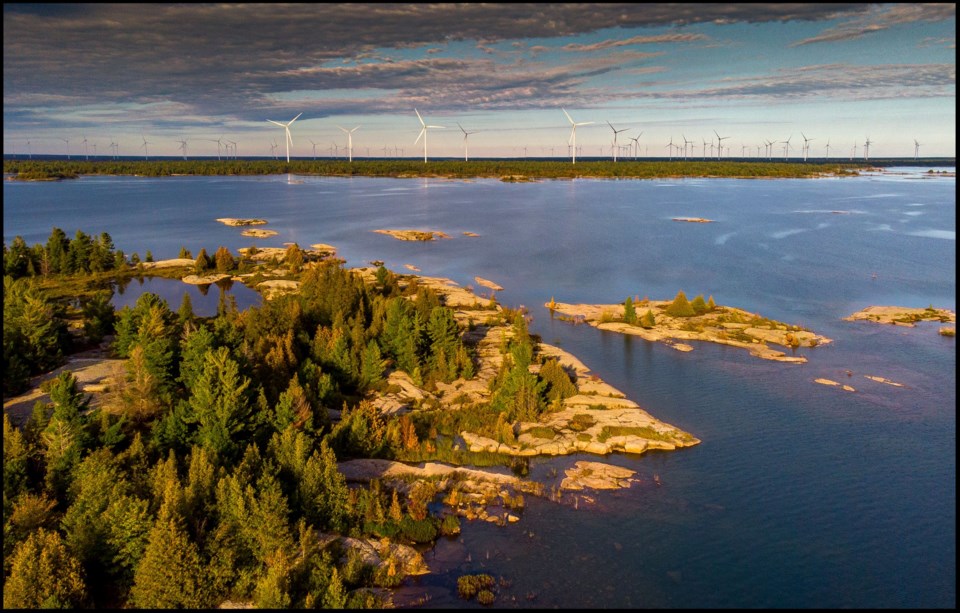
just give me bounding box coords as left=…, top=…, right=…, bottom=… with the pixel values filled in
left=2, top=226, right=603, bottom=607
left=665, top=290, right=696, bottom=318
left=4, top=158, right=871, bottom=181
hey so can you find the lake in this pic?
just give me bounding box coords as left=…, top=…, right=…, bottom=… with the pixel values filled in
left=3, top=169, right=955, bottom=608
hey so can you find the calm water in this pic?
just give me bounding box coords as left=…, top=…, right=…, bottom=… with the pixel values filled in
left=4, top=169, right=955, bottom=608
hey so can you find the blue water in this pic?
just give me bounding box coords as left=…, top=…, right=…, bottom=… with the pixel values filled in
left=3, top=169, right=955, bottom=608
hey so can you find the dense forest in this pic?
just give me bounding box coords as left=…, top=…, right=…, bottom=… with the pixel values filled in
left=2, top=158, right=875, bottom=181
left=3, top=228, right=583, bottom=608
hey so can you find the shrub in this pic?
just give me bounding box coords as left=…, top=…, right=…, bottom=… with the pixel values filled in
left=457, top=574, right=495, bottom=600
left=527, top=426, right=556, bottom=440
left=938, top=327, right=955, bottom=337
left=477, top=589, right=495, bottom=605
left=439, top=514, right=461, bottom=536
left=623, top=296, right=637, bottom=324
left=568, top=413, right=596, bottom=432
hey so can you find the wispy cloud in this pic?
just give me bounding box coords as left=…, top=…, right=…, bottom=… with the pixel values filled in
left=791, top=3, right=955, bottom=46
left=562, top=32, right=708, bottom=52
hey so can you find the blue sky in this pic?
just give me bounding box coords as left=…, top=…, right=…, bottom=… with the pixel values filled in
left=3, top=3, right=955, bottom=159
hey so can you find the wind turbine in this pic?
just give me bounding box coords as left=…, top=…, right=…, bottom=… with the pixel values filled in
left=781, top=135, right=793, bottom=160
left=81, top=134, right=89, bottom=160
left=914, top=139, right=920, bottom=160
left=270, top=140, right=279, bottom=160
left=176, top=137, right=188, bottom=160
left=457, top=122, right=478, bottom=161
left=337, top=125, right=360, bottom=162
left=108, top=137, right=118, bottom=159
left=801, top=133, right=814, bottom=161
left=226, top=139, right=237, bottom=159
left=629, top=131, right=643, bottom=159
left=682, top=134, right=694, bottom=160
left=309, top=139, right=320, bottom=160
left=266, top=112, right=302, bottom=162
left=824, top=139, right=830, bottom=160
left=25, top=140, right=32, bottom=159
left=60, top=137, right=71, bottom=159
left=702, top=137, right=710, bottom=160
left=606, top=121, right=629, bottom=162
left=211, top=136, right=224, bottom=160
left=140, top=134, right=151, bottom=160
left=863, top=137, right=871, bottom=161
left=666, top=136, right=675, bottom=161
left=414, top=109, right=444, bottom=163
left=562, top=108, right=593, bottom=164
left=714, top=131, right=730, bottom=160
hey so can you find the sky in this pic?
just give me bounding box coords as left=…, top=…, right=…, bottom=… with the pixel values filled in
left=3, top=3, right=956, bottom=160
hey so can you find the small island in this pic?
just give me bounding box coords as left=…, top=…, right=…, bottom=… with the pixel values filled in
left=547, top=291, right=831, bottom=362
left=216, top=217, right=268, bottom=226
left=240, top=228, right=278, bottom=238
left=672, top=217, right=714, bottom=223
left=844, top=305, right=955, bottom=327
left=374, top=229, right=452, bottom=241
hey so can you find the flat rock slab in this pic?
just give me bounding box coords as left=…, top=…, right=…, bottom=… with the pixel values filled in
left=560, top=461, right=637, bottom=491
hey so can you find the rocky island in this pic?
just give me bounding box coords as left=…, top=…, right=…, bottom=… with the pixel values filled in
left=844, top=305, right=955, bottom=327
left=374, top=229, right=452, bottom=241
left=546, top=291, right=831, bottom=363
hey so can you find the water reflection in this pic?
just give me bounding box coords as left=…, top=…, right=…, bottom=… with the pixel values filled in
left=110, top=276, right=261, bottom=316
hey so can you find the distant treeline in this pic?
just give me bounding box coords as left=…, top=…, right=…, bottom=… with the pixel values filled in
left=2, top=158, right=885, bottom=180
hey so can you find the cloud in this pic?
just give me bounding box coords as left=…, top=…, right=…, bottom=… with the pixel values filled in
left=562, top=32, right=708, bottom=52
left=637, top=63, right=956, bottom=102
left=792, top=3, right=955, bottom=46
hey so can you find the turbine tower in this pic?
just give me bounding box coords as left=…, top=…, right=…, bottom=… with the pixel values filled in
left=561, top=108, right=593, bottom=164
left=226, top=139, right=237, bottom=159
left=914, top=139, right=920, bottom=160
left=457, top=122, right=478, bottom=161
left=629, top=131, right=643, bottom=159
left=81, top=134, right=89, bottom=160
left=266, top=112, right=302, bottom=162
left=824, top=139, right=830, bottom=160
left=863, top=137, right=871, bottom=161
left=176, top=137, right=188, bottom=160
left=682, top=134, right=694, bottom=160
left=714, top=130, right=730, bottom=160
left=309, top=139, right=320, bottom=160
left=606, top=121, right=629, bottom=162
left=337, top=125, right=360, bottom=162
left=801, top=133, right=814, bottom=161
left=140, top=134, right=151, bottom=160
left=702, top=137, right=710, bottom=160
left=667, top=136, right=675, bottom=161
left=60, top=137, right=71, bottom=159
left=781, top=135, right=793, bottom=160
left=414, top=109, right=444, bottom=163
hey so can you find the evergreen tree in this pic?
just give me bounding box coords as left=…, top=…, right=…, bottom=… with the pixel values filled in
left=81, top=291, right=116, bottom=344
left=691, top=294, right=708, bottom=315
left=666, top=290, right=696, bottom=318
left=285, top=243, right=304, bottom=273
left=623, top=295, right=637, bottom=324
left=177, top=291, right=195, bottom=325
left=185, top=346, right=253, bottom=461
left=130, top=515, right=211, bottom=608
left=539, top=358, right=577, bottom=403
left=214, top=245, right=235, bottom=273
left=707, top=295, right=717, bottom=311
left=3, top=529, right=88, bottom=609
left=640, top=309, right=656, bottom=329
left=359, top=340, right=386, bottom=390
left=194, top=248, right=210, bottom=273
left=45, top=227, right=70, bottom=275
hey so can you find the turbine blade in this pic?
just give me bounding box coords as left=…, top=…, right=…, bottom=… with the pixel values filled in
left=267, top=120, right=284, bottom=127
left=289, top=112, right=302, bottom=124
left=415, top=127, right=425, bottom=144
left=415, top=109, right=425, bottom=126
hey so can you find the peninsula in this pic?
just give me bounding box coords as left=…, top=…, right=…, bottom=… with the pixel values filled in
left=546, top=291, right=831, bottom=362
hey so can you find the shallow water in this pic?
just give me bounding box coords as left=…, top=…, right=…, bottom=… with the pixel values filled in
left=4, top=168, right=955, bottom=608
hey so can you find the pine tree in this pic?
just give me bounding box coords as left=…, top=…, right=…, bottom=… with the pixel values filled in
left=691, top=294, right=708, bottom=315
left=666, top=290, right=696, bottom=318
left=640, top=309, right=656, bottom=329
left=623, top=296, right=637, bottom=324
left=194, top=248, right=210, bottom=273
left=214, top=245, right=235, bottom=273
left=3, top=529, right=87, bottom=609
left=539, top=358, right=577, bottom=403
left=285, top=243, right=304, bottom=273
left=130, top=515, right=210, bottom=608
left=185, top=346, right=253, bottom=461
